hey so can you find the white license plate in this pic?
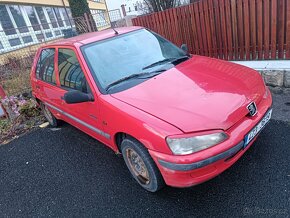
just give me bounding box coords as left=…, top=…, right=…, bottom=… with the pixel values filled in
left=244, top=109, right=272, bottom=147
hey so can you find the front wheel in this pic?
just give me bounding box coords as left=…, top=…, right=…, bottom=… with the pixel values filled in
left=121, top=138, right=165, bottom=192
left=40, top=103, right=61, bottom=127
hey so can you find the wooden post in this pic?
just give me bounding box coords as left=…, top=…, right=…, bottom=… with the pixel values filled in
left=84, top=13, right=92, bottom=32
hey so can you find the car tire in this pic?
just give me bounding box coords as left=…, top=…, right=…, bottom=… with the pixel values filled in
left=40, top=103, right=61, bottom=127
left=121, top=137, right=165, bottom=192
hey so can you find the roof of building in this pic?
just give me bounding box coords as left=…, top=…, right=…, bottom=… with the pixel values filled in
left=47, top=26, right=143, bottom=47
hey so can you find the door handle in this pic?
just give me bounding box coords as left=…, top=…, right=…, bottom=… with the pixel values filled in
left=89, top=114, right=98, bottom=120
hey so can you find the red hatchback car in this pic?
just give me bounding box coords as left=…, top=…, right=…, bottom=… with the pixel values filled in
left=31, top=27, right=272, bottom=192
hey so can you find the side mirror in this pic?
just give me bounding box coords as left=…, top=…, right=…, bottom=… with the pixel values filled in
left=64, top=90, right=94, bottom=104
left=181, top=44, right=189, bottom=54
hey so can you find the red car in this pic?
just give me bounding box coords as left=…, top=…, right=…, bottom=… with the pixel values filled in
left=31, top=27, right=272, bottom=192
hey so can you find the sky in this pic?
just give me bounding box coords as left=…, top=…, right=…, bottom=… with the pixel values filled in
left=105, top=0, right=123, bottom=11
left=106, top=0, right=139, bottom=16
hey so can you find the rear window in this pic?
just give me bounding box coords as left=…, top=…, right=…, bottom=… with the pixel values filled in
left=36, top=48, right=56, bottom=84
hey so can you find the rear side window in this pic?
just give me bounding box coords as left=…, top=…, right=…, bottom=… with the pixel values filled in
left=58, top=48, right=89, bottom=93
left=36, top=48, right=56, bottom=84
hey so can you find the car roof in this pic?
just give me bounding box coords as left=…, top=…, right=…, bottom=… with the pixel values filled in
left=46, top=26, right=143, bottom=47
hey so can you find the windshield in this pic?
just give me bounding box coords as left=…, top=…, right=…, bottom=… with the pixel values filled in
left=81, top=29, right=187, bottom=93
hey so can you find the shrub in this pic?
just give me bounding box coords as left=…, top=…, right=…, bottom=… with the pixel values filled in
left=1, top=95, right=40, bottom=120
left=68, top=0, right=97, bottom=33
left=0, top=96, right=44, bottom=144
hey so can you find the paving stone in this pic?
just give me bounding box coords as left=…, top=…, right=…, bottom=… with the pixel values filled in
left=263, top=70, right=284, bottom=87
left=284, top=71, right=290, bottom=88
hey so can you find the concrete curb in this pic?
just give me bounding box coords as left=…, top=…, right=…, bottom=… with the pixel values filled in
left=232, top=61, right=290, bottom=88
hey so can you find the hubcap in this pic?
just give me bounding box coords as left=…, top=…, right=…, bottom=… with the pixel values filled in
left=43, top=105, right=53, bottom=124
left=126, top=148, right=150, bottom=185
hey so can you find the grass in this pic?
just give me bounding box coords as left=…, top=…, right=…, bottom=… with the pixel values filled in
left=1, top=69, right=31, bottom=96
left=0, top=98, right=45, bottom=145
left=0, top=50, right=34, bottom=96
left=0, top=47, right=47, bottom=144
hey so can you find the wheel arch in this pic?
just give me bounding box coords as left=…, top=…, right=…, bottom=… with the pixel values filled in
left=114, top=132, right=143, bottom=153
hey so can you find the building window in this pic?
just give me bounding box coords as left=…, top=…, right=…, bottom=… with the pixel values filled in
left=8, top=38, right=21, bottom=47
left=45, top=32, right=53, bottom=38
left=8, top=5, right=29, bottom=33
left=53, top=8, right=64, bottom=27
left=22, top=36, right=33, bottom=44
left=35, top=7, right=49, bottom=29
left=46, top=7, right=58, bottom=28
left=36, top=33, right=45, bottom=42
left=23, top=6, right=41, bottom=31
left=54, top=30, right=61, bottom=36
left=94, top=10, right=108, bottom=28
left=60, top=8, right=70, bottom=26
left=66, top=8, right=73, bottom=18
left=0, top=5, right=16, bottom=35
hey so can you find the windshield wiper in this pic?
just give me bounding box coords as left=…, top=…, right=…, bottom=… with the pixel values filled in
left=105, top=70, right=165, bottom=92
left=142, top=56, right=189, bottom=70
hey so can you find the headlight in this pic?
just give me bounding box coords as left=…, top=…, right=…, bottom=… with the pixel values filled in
left=166, top=132, right=228, bottom=155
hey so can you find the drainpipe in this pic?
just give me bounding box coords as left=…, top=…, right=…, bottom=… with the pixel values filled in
left=121, top=4, right=126, bottom=17
left=61, top=0, right=73, bottom=28
left=104, top=0, right=112, bottom=27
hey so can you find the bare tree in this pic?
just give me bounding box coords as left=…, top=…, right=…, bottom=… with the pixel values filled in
left=136, top=0, right=184, bottom=14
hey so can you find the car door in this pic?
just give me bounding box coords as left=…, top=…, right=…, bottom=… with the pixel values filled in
left=54, top=47, right=107, bottom=142
left=33, top=47, right=63, bottom=119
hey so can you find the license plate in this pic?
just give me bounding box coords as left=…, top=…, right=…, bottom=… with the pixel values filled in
left=244, top=109, right=272, bottom=147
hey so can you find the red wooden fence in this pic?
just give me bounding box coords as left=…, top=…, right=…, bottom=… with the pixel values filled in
left=132, top=0, right=290, bottom=61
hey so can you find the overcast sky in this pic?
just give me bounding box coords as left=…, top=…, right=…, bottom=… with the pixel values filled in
left=106, top=0, right=138, bottom=12
left=106, top=0, right=125, bottom=11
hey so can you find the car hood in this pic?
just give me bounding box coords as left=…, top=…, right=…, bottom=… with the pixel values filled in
left=112, top=56, right=266, bottom=133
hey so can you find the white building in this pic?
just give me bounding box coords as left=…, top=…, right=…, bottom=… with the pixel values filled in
left=106, top=0, right=191, bottom=17
left=0, top=0, right=109, bottom=54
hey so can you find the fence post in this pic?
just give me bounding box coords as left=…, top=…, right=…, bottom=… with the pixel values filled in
left=84, top=13, right=93, bottom=32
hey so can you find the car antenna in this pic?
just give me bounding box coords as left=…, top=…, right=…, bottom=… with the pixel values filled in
left=97, top=11, right=119, bottom=35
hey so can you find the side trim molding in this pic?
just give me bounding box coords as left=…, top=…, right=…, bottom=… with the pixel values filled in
left=45, top=102, right=111, bottom=139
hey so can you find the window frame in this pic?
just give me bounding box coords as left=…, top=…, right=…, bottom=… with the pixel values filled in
left=34, top=45, right=95, bottom=99
left=56, top=46, right=94, bottom=95
left=8, top=5, right=29, bottom=33
left=35, top=47, right=57, bottom=85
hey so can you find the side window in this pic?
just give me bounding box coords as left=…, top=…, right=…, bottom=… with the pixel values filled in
left=58, top=48, right=89, bottom=93
left=36, top=48, right=56, bottom=84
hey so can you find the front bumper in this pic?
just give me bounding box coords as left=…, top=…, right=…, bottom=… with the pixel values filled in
left=149, top=89, right=272, bottom=188
left=158, top=140, right=244, bottom=171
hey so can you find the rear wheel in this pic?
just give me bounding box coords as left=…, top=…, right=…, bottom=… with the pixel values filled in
left=40, top=103, right=61, bottom=127
left=121, top=137, right=165, bottom=192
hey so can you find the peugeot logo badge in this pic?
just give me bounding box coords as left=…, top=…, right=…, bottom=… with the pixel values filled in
left=247, top=102, right=257, bottom=116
